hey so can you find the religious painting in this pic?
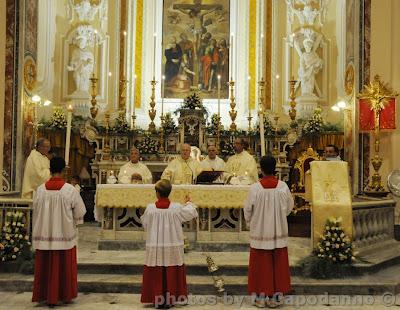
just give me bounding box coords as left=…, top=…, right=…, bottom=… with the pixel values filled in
left=162, top=0, right=230, bottom=99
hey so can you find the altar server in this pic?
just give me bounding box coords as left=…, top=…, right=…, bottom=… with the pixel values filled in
left=118, top=147, right=153, bottom=184
left=226, top=138, right=259, bottom=183
left=141, top=179, right=198, bottom=308
left=32, top=157, right=86, bottom=306
left=21, top=138, right=51, bottom=198
left=161, top=143, right=203, bottom=184
left=244, top=155, right=294, bottom=308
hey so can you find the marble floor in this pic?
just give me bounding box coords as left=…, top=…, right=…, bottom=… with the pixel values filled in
left=0, top=292, right=399, bottom=309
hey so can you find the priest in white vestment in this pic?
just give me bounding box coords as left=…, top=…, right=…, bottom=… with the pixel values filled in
left=32, top=157, right=86, bottom=306
left=201, top=145, right=226, bottom=171
left=226, top=138, right=259, bottom=183
left=161, top=143, right=203, bottom=184
left=21, top=138, right=51, bottom=198
left=244, top=155, right=294, bottom=308
left=118, top=147, right=153, bottom=184
left=140, top=179, right=198, bottom=307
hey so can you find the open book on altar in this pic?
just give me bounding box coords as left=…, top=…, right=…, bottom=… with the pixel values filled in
left=195, top=170, right=224, bottom=184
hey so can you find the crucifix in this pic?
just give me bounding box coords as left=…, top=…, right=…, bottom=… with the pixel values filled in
left=357, top=75, right=398, bottom=193
left=173, top=0, right=222, bottom=87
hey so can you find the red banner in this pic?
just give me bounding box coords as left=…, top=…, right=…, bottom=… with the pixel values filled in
left=359, top=98, right=396, bottom=131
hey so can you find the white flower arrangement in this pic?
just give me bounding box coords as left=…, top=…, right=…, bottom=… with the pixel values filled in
left=303, top=107, right=324, bottom=136
left=0, top=211, right=31, bottom=262
left=316, top=217, right=355, bottom=263
left=135, top=136, right=159, bottom=154
left=49, top=107, right=67, bottom=129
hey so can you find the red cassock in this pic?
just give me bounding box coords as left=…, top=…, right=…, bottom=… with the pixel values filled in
left=32, top=178, right=78, bottom=305
left=247, top=176, right=291, bottom=297
left=359, top=98, right=396, bottom=131
left=140, top=198, right=188, bottom=306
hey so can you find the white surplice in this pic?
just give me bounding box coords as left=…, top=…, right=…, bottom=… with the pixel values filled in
left=243, top=181, right=294, bottom=249
left=226, top=150, right=259, bottom=183
left=141, top=202, right=198, bottom=266
left=118, top=161, right=153, bottom=184
left=21, top=150, right=51, bottom=198
left=201, top=155, right=226, bottom=171
left=32, top=183, right=87, bottom=250
left=161, top=157, right=203, bottom=184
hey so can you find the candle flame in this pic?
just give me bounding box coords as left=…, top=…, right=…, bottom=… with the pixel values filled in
left=162, top=75, right=165, bottom=80
left=108, top=72, right=112, bottom=76
left=123, top=31, right=127, bottom=36
left=217, top=75, right=221, bottom=79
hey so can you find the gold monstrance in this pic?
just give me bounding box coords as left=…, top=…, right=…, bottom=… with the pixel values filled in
left=357, top=75, right=398, bottom=194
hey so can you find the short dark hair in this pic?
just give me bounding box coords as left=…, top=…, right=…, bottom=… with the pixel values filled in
left=260, top=155, right=276, bottom=175
left=71, top=175, right=80, bottom=181
left=155, top=179, right=172, bottom=198
left=36, top=138, right=49, bottom=149
left=326, top=144, right=339, bottom=155
left=50, top=157, right=66, bottom=174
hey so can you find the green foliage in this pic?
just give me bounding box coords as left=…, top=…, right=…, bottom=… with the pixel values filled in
left=162, top=113, right=177, bottom=136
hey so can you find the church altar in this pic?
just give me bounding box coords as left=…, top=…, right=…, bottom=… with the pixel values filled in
left=96, top=183, right=251, bottom=245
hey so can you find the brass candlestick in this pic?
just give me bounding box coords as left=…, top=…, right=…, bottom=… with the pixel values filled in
left=272, top=115, right=280, bottom=157
left=258, top=78, right=266, bottom=108
left=228, top=79, right=237, bottom=131
left=357, top=75, right=398, bottom=193
left=89, top=73, right=98, bottom=119
left=159, top=115, right=165, bottom=154
left=119, top=77, right=128, bottom=113
left=103, top=111, right=111, bottom=160
left=148, top=79, right=157, bottom=132
left=288, top=76, right=297, bottom=121
left=247, top=115, right=253, bottom=154
left=131, top=113, right=136, bottom=130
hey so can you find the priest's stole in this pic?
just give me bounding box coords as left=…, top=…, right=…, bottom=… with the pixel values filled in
left=310, top=161, right=352, bottom=247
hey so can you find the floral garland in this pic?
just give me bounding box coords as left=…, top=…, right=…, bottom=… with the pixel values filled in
left=134, top=135, right=159, bottom=154
left=302, top=107, right=324, bottom=136
left=49, top=107, right=67, bottom=129
left=0, top=211, right=31, bottom=262
left=316, top=217, right=355, bottom=263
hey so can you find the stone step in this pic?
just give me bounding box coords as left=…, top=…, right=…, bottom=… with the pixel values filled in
left=0, top=273, right=398, bottom=296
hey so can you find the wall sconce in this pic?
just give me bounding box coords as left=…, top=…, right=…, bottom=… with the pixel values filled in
left=331, top=100, right=348, bottom=112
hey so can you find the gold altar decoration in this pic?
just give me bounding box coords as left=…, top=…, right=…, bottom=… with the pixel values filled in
left=272, top=114, right=280, bottom=156
left=89, top=73, right=98, bottom=119
left=310, top=161, right=352, bottom=247
left=148, top=79, right=157, bottom=132
left=96, top=184, right=250, bottom=209
left=24, top=57, right=37, bottom=92
left=228, top=79, right=237, bottom=131
left=292, top=146, right=319, bottom=192
left=344, top=63, right=355, bottom=96
left=103, top=111, right=111, bottom=160
left=119, top=78, right=128, bottom=115
left=288, top=76, right=297, bottom=121
left=357, top=75, right=398, bottom=194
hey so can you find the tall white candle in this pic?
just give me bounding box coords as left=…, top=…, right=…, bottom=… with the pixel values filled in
left=161, top=75, right=165, bottom=116
left=259, top=108, right=266, bottom=156
left=153, top=33, right=157, bottom=79
left=65, top=104, right=73, bottom=166
left=229, top=33, right=234, bottom=79
left=123, top=30, right=127, bottom=77
left=93, top=30, right=98, bottom=74
left=217, top=75, right=221, bottom=116
left=132, top=74, right=137, bottom=116
left=260, top=33, right=264, bottom=79
left=248, top=76, right=251, bottom=117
